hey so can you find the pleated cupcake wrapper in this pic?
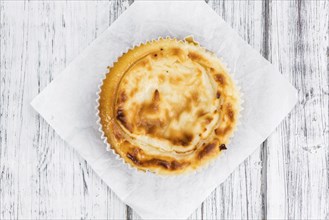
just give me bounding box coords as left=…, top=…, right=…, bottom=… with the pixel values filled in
left=95, top=36, right=244, bottom=177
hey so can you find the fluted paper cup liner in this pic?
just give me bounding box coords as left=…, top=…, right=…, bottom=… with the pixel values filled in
left=95, top=36, right=244, bottom=177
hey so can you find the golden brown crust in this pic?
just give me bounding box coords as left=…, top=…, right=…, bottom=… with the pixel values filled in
left=99, top=38, right=240, bottom=175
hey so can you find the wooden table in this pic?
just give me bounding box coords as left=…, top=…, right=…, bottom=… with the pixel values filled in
left=1, top=0, right=328, bottom=219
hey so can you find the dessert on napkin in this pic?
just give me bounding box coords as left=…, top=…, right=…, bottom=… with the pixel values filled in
left=31, top=1, right=298, bottom=218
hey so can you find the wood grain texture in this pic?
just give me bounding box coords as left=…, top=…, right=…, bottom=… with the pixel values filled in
left=267, top=1, right=329, bottom=219
left=0, top=1, right=128, bottom=219
left=0, top=0, right=328, bottom=219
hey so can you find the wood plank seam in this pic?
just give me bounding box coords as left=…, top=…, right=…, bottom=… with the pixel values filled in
left=261, top=0, right=271, bottom=219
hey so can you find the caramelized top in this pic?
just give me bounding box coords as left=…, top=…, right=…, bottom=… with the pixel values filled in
left=99, top=38, right=239, bottom=175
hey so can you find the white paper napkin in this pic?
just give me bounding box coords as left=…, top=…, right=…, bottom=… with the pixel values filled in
left=31, top=1, right=298, bottom=219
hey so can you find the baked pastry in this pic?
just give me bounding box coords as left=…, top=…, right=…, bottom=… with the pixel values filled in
left=98, top=37, right=240, bottom=175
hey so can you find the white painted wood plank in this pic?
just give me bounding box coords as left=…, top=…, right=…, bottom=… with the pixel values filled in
left=268, top=0, right=329, bottom=219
